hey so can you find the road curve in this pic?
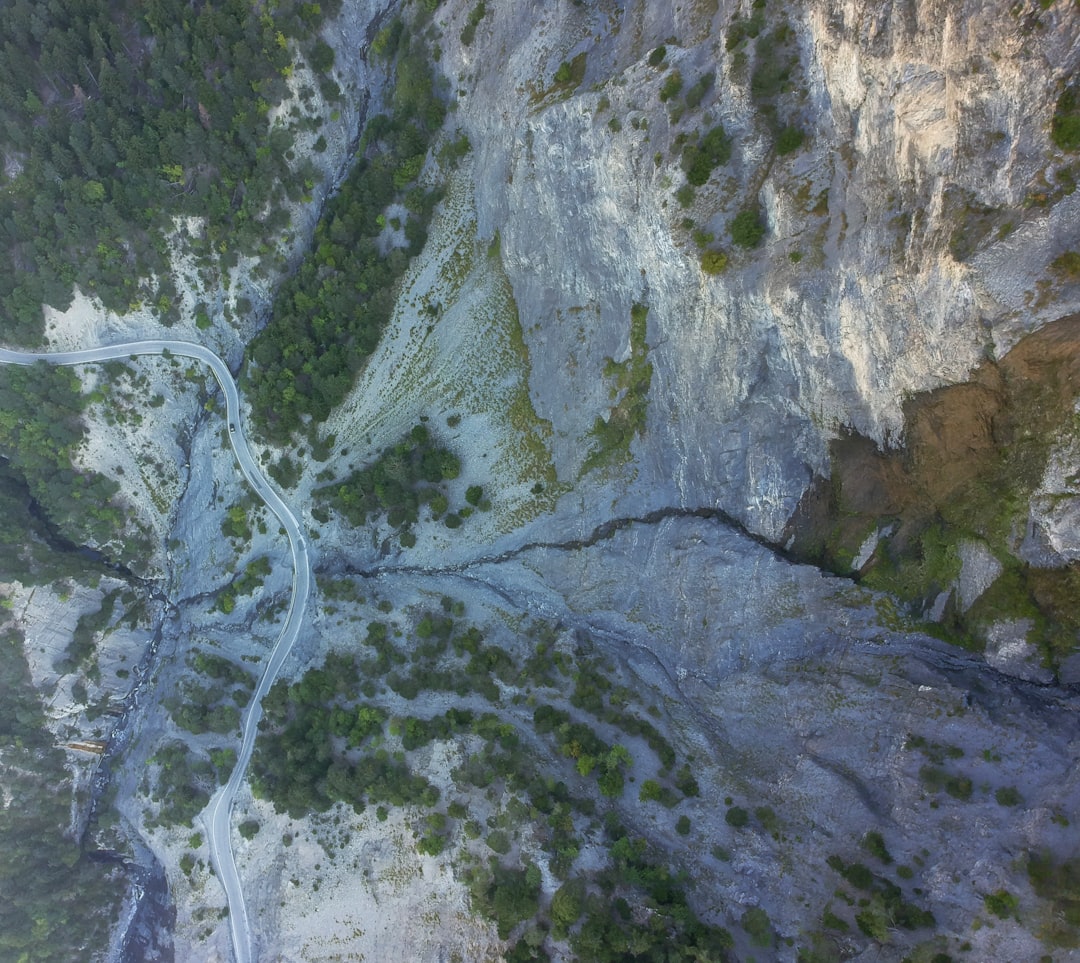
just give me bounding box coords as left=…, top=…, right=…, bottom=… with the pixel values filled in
left=0, top=341, right=309, bottom=963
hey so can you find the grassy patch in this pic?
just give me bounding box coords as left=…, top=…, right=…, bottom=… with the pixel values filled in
left=581, top=303, right=653, bottom=473
left=1052, top=82, right=1080, bottom=151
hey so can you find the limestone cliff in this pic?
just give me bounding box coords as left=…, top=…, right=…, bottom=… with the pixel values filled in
left=436, top=0, right=1080, bottom=540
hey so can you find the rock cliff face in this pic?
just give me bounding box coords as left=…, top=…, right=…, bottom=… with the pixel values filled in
left=438, top=0, right=1080, bottom=539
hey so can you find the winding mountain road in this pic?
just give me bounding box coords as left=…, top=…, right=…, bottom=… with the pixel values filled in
left=0, top=340, right=309, bottom=963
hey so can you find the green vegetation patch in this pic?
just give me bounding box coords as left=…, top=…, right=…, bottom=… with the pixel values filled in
left=244, top=28, right=446, bottom=444
left=730, top=207, right=767, bottom=248
left=0, top=0, right=337, bottom=342
left=1052, top=250, right=1080, bottom=278
left=251, top=650, right=437, bottom=817
left=1027, top=851, right=1080, bottom=948
left=531, top=52, right=588, bottom=106
left=215, top=555, right=273, bottom=614
left=0, top=363, right=126, bottom=549
left=554, top=53, right=588, bottom=91
left=1052, top=82, right=1080, bottom=151
left=317, top=423, right=468, bottom=543
left=582, top=303, right=653, bottom=473
left=825, top=854, right=936, bottom=939
left=0, top=630, right=126, bottom=961
left=250, top=604, right=723, bottom=960
left=681, top=125, right=732, bottom=186
left=659, top=69, right=684, bottom=103
left=944, top=187, right=1017, bottom=263
left=57, top=589, right=120, bottom=673
left=460, top=2, right=488, bottom=47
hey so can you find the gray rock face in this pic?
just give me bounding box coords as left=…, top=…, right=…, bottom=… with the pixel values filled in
left=442, top=0, right=1080, bottom=540
left=1026, top=436, right=1080, bottom=565
left=956, top=539, right=1003, bottom=612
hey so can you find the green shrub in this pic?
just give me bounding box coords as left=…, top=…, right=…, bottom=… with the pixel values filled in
left=674, top=765, right=699, bottom=797
left=238, top=819, right=260, bottom=840
left=553, top=53, right=588, bottom=91
left=551, top=878, right=586, bottom=936
left=919, top=765, right=973, bottom=801
left=700, top=250, right=729, bottom=274
left=727, top=11, right=766, bottom=49
left=639, top=779, right=663, bottom=803
left=725, top=805, right=749, bottom=827
left=730, top=209, right=766, bottom=248
left=776, top=125, right=805, bottom=155
left=684, top=73, right=713, bottom=108
left=995, top=786, right=1022, bottom=807
left=822, top=907, right=849, bottom=931
left=855, top=907, right=889, bottom=941
left=742, top=907, right=773, bottom=947
left=1052, top=85, right=1080, bottom=151
left=860, top=830, right=892, bottom=864
left=659, top=70, right=684, bottom=102
left=1052, top=250, right=1080, bottom=278
left=647, top=46, right=667, bottom=67
left=682, top=125, right=731, bottom=185
left=460, top=2, right=487, bottom=46
left=675, top=814, right=691, bottom=836
left=751, top=29, right=798, bottom=101
left=754, top=806, right=779, bottom=833
left=675, top=184, right=696, bottom=208
left=416, top=833, right=446, bottom=856
left=983, top=889, right=1019, bottom=919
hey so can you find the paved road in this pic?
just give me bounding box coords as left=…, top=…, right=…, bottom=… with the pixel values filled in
left=0, top=341, right=310, bottom=963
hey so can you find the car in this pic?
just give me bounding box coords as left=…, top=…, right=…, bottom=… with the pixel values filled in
left=229, top=424, right=236, bottom=432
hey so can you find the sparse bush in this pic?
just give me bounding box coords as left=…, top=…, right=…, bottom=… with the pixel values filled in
left=682, top=125, right=731, bottom=185
left=701, top=250, right=729, bottom=275
left=675, top=184, right=695, bottom=208
left=684, top=73, right=713, bottom=109
left=726, top=805, right=749, bottom=827
left=995, top=786, right=1022, bottom=807
left=1051, top=250, right=1080, bottom=278
left=755, top=805, right=779, bottom=833
left=776, top=125, right=805, bottom=155
left=660, top=70, right=684, bottom=102
left=1052, top=85, right=1080, bottom=151
left=553, top=53, right=588, bottom=91
left=919, top=765, right=973, bottom=800
left=460, top=2, right=487, bottom=46
left=984, top=889, right=1019, bottom=919
left=742, top=907, right=773, bottom=947
left=639, top=779, right=664, bottom=803
left=861, top=830, right=892, bottom=864
left=551, top=877, right=586, bottom=937
left=730, top=209, right=766, bottom=248
left=487, top=829, right=512, bottom=854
